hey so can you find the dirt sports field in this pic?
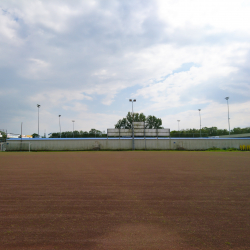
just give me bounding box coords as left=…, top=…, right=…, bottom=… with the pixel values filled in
left=0, top=152, right=250, bottom=250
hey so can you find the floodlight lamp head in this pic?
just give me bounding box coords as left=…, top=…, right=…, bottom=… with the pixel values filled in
left=177, top=120, right=180, bottom=122
left=59, top=115, right=61, bottom=117
left=37, top=104, right=40, bottom=108
left=133, top=99, right=136, bottom=102
left=198, top=109, right=201, bottom=111
left=72, top=120, right=75, bottom=122
left=225, top=97, right=229, bottom=100
left=129, top=99, right=132, bottom=102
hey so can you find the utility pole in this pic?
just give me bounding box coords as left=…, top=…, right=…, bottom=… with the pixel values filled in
left=198, top=109, right=201, bottom=137
left=177, top=120, right=180, bottom=137
left=129, top=99, right=136, bottom=150
left=21, top=122, right=23, bottom=142
left=59, top=115, right=61, bottom=138
left=72, top=120, right=75, bottom=138
left=37, top=104, right=40, bottom=137
left=225, top=97, right=230, bottom=135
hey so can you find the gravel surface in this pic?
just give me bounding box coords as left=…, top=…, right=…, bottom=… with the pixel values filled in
left=0, top=151, right=250, bottom=249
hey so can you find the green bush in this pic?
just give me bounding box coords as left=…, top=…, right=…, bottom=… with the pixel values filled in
left=207, top=147, right=221, bottom=151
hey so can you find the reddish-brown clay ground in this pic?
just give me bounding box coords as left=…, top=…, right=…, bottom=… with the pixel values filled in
left=0, top=151, right=250, bottom=250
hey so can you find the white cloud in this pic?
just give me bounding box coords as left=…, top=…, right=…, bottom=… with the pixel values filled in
left=0, top=12, right=19, bottom=41
left=29, top=90, right=92, bottom=107
left=40, top=110, right=122, bottom=134
left=62, top=102, right=88, bottom=112
left=162, top=100, right=250, bottom=131
left=1, top=1, right=83, bottom=33
left=157, top=0, right=250, bottom=33
left=135, top=43, right=247, bottom=112
left=18, top=58, right=51, bottom=79
left=0, top=0, right=250, bottom=134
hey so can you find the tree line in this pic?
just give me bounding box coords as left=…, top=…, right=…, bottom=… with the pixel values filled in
left=170, top=127, right=250, bottom=137
left=2, top=112, right=249, bottom=139
left=46, top=126, right=250, bottom=138
left=47, top=128, right=105, bottom=138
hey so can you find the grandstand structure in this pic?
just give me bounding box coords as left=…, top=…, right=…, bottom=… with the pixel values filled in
left=107, top=122, right=170, bottom=137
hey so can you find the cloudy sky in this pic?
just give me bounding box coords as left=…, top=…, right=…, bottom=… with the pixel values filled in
left=1, top=0, right=250, bottom=136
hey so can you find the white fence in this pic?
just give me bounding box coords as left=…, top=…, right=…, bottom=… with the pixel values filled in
left=5, top=138, right=250, bottom=151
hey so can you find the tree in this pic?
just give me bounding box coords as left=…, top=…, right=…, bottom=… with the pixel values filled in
left=89, top=129, right=102, bottom=137
left=169, top=127, right=233, bottom=137
left=115, top=112, right=162, bottom=129
left=231, top=127, right=250, bottom=134
left=115, top=112, right=146, bottom=129
left=115, top=118, right=128, bottom=129
left=32, top=133, right=39, bottom=138
left=49, top=132, right=60, bottom=138
left=79, top=130, right=89, bottom=137
left=145, top=115, right=163, bottom=129
left=0, top=131, right=7, bottom=141
left=48, top=129, right=104, bottom=138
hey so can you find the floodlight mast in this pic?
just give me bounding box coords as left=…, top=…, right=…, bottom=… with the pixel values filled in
left=59, top=115, right=61, bottom=138
left=37, top=104, right=40, bottom=137
left=198, top=109, right=201, bottom=137
left=129, top=99, right=136, bottom=150
left=225, top=97, right=230, bottom=135
left=177, top=120, right=180, bottom=137
left=21, top=122, right=23, bottom=143
left=72, top=120, right=75, bottom=138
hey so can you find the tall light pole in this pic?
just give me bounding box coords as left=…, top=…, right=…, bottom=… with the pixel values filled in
left=21, top=122, right=23, bottom=143
left=225, top=97, right=230, bottom=135
left=72, top=120, right=75, bottom=138
left=177, top=120, right=180, bottom=137
left=37, top=104, right=40, bottom=137
left=129, top=99, right=136, bottom=150
left=59, top=115, right=61, bottom=138
left=177, top=120, right=180, bottom=130
left=198, top=109, right=201, bottom=137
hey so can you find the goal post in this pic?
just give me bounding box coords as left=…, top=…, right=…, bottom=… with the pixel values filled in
left=5, top=142, right=32, bottom=152
left=0, top=142, right=7, bottom=151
